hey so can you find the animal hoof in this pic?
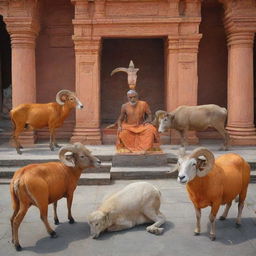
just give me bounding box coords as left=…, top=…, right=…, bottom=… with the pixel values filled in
left=15, top=244, right=22, bottom=251
left=16, top=150, right=22, bottom=155
left=50, top=231, right=57, bottom=238
left=69, top=218, right=75, bottom=224
left=54, top=219, right=60, bottom=225
left=146, top=226, right=164, bottom=235
left=50, top=147, right=54, bottom=151
left=236, top=223, right=241, bottom=228
left=209, top=235, right=216, bottom=241
left=219, top=216, right=226, bottom=221
left=194, top=232, right=200, bottom=236
left=54, top=144, right=61, bottom=148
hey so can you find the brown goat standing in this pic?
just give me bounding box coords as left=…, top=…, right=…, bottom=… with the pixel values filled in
left=10, top=90, right=83, bottom=154
left=10, top=142, right=101, bottom=251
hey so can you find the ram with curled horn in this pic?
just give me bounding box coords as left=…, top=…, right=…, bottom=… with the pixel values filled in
left=111, top=60, right=139, bottom=89
left=10, top=142, right=101, bottom=251
left=176, top=147, right=250, bottom=241
left=10, top=89, right=83, bottom=154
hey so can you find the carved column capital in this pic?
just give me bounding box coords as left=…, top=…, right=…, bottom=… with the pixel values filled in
left=5, top=17, right=39, bottom=48
left=227, top=31, right=255, bottom=48
left=73, top=37, right=102, bottom=55
left=167, top=34, right=202, bottom=53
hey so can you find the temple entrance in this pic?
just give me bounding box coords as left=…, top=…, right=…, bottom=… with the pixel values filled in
left=0, top=15, right=11, bottom=120
left=100, top=38, right=165, bottom=130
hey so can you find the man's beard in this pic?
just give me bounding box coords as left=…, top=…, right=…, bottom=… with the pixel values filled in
left=129, top=101, right=137, bottom=106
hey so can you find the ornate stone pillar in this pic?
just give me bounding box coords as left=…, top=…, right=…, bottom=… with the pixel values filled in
left=70, top=37, right=102, bottom=144
left=166, top=34, right=201, bottom=144
left=226, top=32, right=256, bottom=144
left=71, top=0, right=102, bottom=144
left=5, top=16, right=39, bottom=145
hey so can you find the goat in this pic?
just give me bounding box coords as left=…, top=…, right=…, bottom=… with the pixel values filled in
left=175, top=147, right=250, bottom=240
left=10, top=142, right=101, bottom=251
left=88, top=181, right=166, bottom=238
left=157, top=104, right=229, bottom=150
left=10, top=90, right=83, bottom=154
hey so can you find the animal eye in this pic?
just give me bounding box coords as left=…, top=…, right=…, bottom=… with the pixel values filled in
left=80, top=155, right=85, bottom=158
left=192, top=163, right=196, bottom=166
left=95, top=223, right=99, bottom=226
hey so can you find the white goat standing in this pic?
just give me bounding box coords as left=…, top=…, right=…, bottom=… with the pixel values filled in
left=88, top=182, right=166, bottom=238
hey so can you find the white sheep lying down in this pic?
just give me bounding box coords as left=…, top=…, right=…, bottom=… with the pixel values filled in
left=88, top=182, right=166, bottom=238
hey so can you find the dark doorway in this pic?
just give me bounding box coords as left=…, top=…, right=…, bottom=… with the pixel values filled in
left=0, top=15, right=11, bottom=119
left=100, top=38, right=165, bottom=126
left=198, top=0, right=227, bottom=108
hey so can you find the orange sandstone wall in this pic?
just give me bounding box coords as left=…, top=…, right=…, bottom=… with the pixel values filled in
left=198, top=0, right=227, bottom=108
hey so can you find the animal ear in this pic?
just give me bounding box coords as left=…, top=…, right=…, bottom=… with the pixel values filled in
left=104, top=212, right=110, bottom=224
left=63, top=152, right=76, bottom=167
left=196, top=157, right=207, bottom=171
left=60, top=94, right=68, bottom=102
left=169, top=113, right=175, bottom=121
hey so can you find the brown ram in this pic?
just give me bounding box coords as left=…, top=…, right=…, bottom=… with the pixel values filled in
left=10, top=142, right=101, bottom=251
left=10, top=90, right=83, bottom=154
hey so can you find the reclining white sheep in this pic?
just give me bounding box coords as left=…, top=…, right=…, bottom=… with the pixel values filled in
left=88, top=182, right=166, bottom=238
left=157, top=104, right=229, bottom=150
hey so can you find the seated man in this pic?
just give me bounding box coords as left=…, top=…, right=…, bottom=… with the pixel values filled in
left=116, top=90, right=160, bottom=153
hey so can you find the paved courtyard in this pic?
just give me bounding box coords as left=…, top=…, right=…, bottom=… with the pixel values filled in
left=0, top=179, right=256, bottom=256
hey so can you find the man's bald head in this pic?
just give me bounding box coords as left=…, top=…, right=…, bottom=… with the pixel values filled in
left=127, top=90, right=138, bottom=96
left=127, top=90, right=138, bottom=106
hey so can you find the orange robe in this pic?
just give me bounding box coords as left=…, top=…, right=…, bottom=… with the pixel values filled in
left=116, top=101, right=160, bottom=153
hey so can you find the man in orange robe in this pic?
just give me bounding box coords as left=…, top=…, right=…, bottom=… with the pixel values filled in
left=116, top=90, right=160, bottom=153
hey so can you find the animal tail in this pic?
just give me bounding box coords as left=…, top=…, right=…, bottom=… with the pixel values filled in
left=10, top=179, right=20, bottom=212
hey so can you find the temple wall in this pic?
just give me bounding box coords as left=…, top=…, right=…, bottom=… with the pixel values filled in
left=36, top=0, right=75, bottom=139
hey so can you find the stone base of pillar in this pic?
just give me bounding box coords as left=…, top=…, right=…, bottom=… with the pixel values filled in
left=170, top=130, right=199, bottom=145
left=70, top=127, right=102, bottom=145
left=227, top=126, right=256, bottom=146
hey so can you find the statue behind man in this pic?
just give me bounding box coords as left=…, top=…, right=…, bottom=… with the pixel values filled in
left=116, top=90, right=160, bottom=153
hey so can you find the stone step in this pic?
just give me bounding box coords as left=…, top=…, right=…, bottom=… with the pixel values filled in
left=0, top=156, right=112, bottom=166
left=78, top=173, right=111, bottom=185
left=0, top=162, right=111, bottom=178
left=112, top=153, right=168, bottom=167
left=111, top=164, right=178, bottom=180
left=0, top=172, right=111, bottom=186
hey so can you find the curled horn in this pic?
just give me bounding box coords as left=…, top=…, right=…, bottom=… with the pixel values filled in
left=56, top=90, right=73, bottom=105
left=111, top=68, right=129, bottom=76
left=152, top=110, right=167, bottom=126
left=59, top=144, right=78, bottom=167
left=189, top=147, right=214, bottom=177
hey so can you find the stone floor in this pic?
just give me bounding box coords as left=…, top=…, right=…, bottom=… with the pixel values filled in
left=0, top=140, right=256, bottom=255
left=0, top=179, right=256, bottom=256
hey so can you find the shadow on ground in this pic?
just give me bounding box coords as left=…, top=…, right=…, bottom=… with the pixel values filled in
left=96, top=220, right=174, bottom=241
left=24, top=222, right=90, bottom=253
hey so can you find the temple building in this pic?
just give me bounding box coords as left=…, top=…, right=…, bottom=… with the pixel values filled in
left=0, top=0, right=255, bottom=146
